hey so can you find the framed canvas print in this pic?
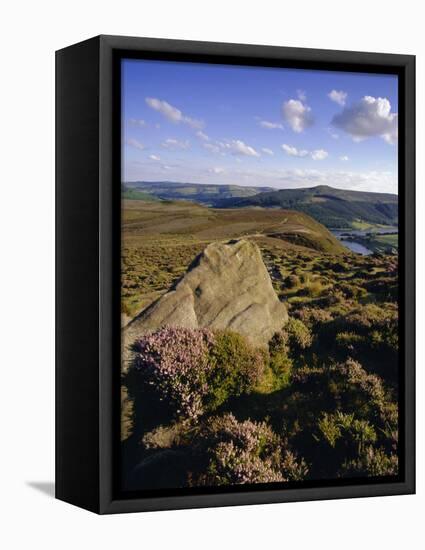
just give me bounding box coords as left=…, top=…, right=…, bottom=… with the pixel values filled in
left=56, top=35, right=415, bottom=514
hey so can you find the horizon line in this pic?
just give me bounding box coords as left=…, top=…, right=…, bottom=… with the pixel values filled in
left=123, top=179, right=399, bottom=196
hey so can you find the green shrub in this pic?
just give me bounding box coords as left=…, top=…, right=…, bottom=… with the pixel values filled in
left=336, top=282, right=368, bottom=299
left=206, top=330, right=265, bottom=410
left=335, top=331, right=365, bottom=350
left=340, top=446, right=398, bottom=477
left=293, top=306, right=333, bottom=329
left=318, top=411, right=377, bottom=453
left=268, top=331, right=293, bottom=389
left=283, top=318, right=313, bottom=352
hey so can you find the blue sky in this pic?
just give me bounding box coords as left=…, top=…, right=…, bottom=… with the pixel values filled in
left=122, top=59, right=398, bottom=193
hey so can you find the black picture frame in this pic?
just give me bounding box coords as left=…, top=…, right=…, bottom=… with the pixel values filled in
left=56, top=35, right=415, bottom=514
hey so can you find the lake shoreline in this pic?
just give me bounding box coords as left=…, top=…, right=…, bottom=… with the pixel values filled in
left=330, top=226, right=398, bottom=255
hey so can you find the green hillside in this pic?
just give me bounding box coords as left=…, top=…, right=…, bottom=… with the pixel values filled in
left=121, top=185, right=159, bottom=201
left=218, top=185, right=398, bottom=229
left=124, top=181, right=274, bottom=204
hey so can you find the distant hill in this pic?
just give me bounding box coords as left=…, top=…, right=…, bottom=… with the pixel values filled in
left=124, top=181, right=274, bottom=204
left=121, top=184, right=159, bottom=202
left=217, top=185, right=398, bottom=229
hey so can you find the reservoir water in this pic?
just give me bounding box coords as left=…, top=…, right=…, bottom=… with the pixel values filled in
left=330, top=227, right=397, bottom=256
left=338, top=240, right=373, bottom=255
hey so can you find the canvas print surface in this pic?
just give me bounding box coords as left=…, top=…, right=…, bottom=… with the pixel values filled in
left=120, top=59, right=399, bottom=493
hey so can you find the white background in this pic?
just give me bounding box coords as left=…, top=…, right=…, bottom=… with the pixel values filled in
left=0, top=1, right=422, bottom=548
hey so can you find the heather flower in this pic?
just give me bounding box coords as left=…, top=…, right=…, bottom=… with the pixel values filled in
left=190, top=414, right=308, bottom=486
left=340, top=446, right=398, bottom=477
left=133, top=327, right=215, bottom=420
left=132, top=327, right=265, bottom=421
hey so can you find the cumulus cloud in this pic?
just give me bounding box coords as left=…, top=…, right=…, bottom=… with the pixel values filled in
left=328, top=90, right=347, bottom=106
left=209, top=167, right=225, bottom=174
left=161, top=138, right=190, bottom=150
left=126, top=138, right=145, bottom=150
left=297, top=89, right=307, bottom=102
left=196, top=130, right=209, bottom=141
left=145, top=97, right=204, bottom=129
left=282, top=99, right=314, bottom=133
left=261, top=148, right=274, bottom=156
left=203, top=138, right=260, bottom=157
left=310, top=149, right=328, bottom=161
left=281, top=144, right=309, bottom=157
left=259, top=120, right=283, bottom=130
left=340, top=155, right=349, bottom=161
left=203, top=142, right=221, bottom=154
left=224, top=140, right=260, bottom=157
left=332, top=96, right=398, bottom=144
left=276, top=169, right=397, bottom=194
left=149, top=154, right=161, bottom=161
left=282, top=144, right=328, bottom=161
left=124, top=159, right=396, bottom=194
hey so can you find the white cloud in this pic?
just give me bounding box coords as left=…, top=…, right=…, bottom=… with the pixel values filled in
left=161, top=138, right=190, bottom=150
left=261, top=148, right=274, bottom=156
left=224, top=139, right=260, bottom=157
left=332, top=96, right=398, bottom=144
left=149, top=154, right=161, bottom=161
left=282, top=144, right=328, bottom=161
left=340, top=155, right=349, bottom=161
left=145, top=97, right=204, bottom=129
left=282, top=99, right=314, bottom=133
left=327, top=128, right=339, bottom=139
left=204, top=138, right=266, bottom=158
left=259, top=120, right=283, bottom=130
left=203, top=142, right=221, bottom=154
left=128, top=118, right=146, bottom=127
left=310, top=149, right=328, bottom=161
left=124, top=160, right=396, bottom=194
left=209, top=167, right=225, bottom=174
left=126, top=138, right=145, bottom=150
left=297, top=89, right=307, bottom=102
left=328, top=90, right=347, bottom=106
left=275, top=169, right=396, bottom=193
left=196, top=130, right=209, bottom=141
left=282, top=144, right=309, bottom=157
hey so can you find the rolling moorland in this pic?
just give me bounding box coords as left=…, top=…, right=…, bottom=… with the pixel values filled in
left=121, top=191, right=399, bottom=491
left=124, top=181, right=398, bottom=230
left=217, top=184, right=398, bottom=229
left=125, top=180, right=274, bottom=204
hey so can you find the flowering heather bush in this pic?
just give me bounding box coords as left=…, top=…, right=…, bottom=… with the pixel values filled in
left=325, top=303, right=398, bottom=354
left=340, top=446, right=398, bottom=477
left=133, top=327, right=265, bottom=421
left=279, top=318, right=313, bottom=353
left=292, top=358, right=388, bottom=414
left=292, top=306, right=333, bottom=329
left=133, top=327, right=215, bottom=420
left=338, top=358, right=386, bottom=405
left=190, top=414, right=308, bottom=486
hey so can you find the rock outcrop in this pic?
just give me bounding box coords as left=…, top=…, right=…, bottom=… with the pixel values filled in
left=123, top=239, right=288, bottom=366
